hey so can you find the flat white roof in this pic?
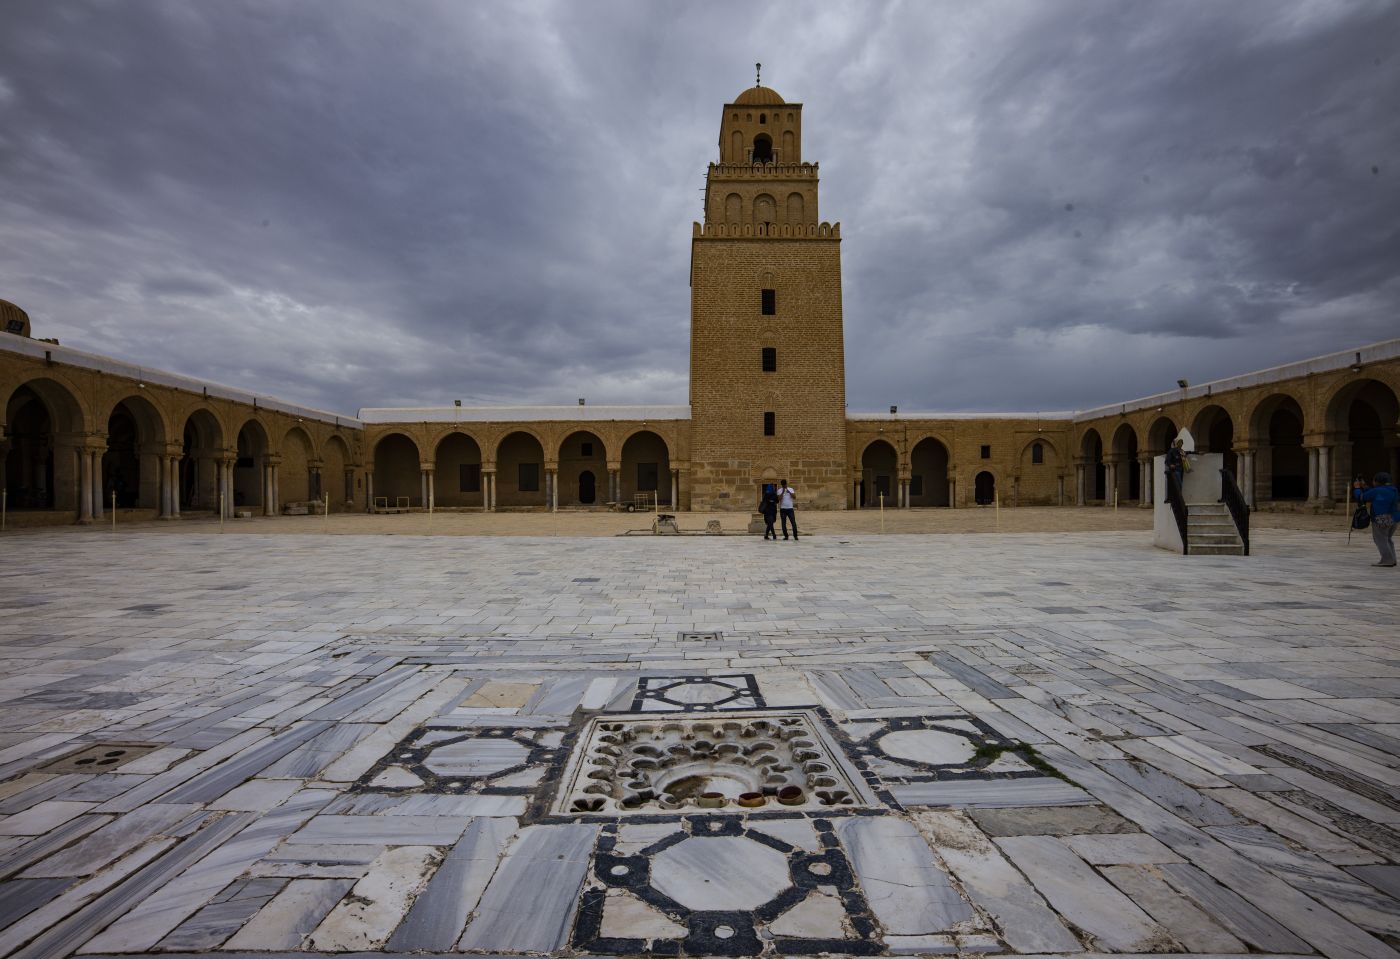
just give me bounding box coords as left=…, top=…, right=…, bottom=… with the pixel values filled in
left=848, top=411, right=1074, bottom=421
left=1, top=334, right=361, bottom=428
left=357, top=404, right=692, bottom=423
left=1073, top=337, right=1400, bottom=422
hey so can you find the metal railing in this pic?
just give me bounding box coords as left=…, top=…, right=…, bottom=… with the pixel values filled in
left=1165, top=468, right=1189, bottom=555
left=1220, top=469, right=1251, bottom=556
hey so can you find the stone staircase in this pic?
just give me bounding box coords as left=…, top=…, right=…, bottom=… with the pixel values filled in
left=1186, top=502, right=1246, bottom=555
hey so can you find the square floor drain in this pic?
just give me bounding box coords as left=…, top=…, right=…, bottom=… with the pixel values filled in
left=38, top=743, right=159, bottom=774
left=553, top=710, right=878, bottom=816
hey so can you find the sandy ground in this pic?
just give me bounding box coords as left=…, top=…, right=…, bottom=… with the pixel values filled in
left=8, top=504, right=1357, bottom=537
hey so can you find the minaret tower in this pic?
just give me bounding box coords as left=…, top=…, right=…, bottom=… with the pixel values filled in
left=688, top=70, right=847, bottom=509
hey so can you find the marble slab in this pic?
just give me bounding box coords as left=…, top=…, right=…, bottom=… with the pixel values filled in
left=914, top=810, right=1080, bottom=954
left=223, top=877, right=356, bottom=950
left=836, top=815, right=973, bottom=934
left=386, top=816, right=515, bottom=951
left=995, top=835, right=1170, bottom=952
left=457, top=823, right=598, bottom=952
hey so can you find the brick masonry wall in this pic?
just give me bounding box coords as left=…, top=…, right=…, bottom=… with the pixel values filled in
left=689, top=237, right=847, bottom=510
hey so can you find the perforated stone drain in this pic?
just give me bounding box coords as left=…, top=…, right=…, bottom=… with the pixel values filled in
left=553, top=710, right=877, bottom=816
left=38, top=742, right=159, bottom=773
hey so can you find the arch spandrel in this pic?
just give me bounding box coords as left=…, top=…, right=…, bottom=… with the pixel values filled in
left=3, top=375, right=88, bottom=435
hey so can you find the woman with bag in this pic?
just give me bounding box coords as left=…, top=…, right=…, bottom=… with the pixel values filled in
left=1353, top=472, right=1398, bottom=567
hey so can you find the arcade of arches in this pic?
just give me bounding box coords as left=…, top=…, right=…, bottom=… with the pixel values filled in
left=3, top=344, right=1398, bottom=521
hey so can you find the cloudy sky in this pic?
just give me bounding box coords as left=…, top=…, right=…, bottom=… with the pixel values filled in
left=2, top=1, right=1396, bottom=417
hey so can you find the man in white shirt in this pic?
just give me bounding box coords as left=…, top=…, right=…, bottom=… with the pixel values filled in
left=777, top=479, right=798, bottom=540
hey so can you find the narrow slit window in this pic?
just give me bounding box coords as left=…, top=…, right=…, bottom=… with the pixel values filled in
left=762, top=347, right=777, bottom=372
left=763, top=411, right=775, bottom=436
left=1031, top=442, right=1044, bottom=465
left=761, top=289, right=776, bottom=315
left=980, top=445, right=991, bottom=459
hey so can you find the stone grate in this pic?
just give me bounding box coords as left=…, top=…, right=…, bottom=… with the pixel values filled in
left=553, top=710, right=877, bottom=817
left=38, top=743, right=160, bottom=774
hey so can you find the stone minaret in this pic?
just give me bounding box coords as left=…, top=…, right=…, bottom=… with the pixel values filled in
left=688, top=78, right=847, bottom=510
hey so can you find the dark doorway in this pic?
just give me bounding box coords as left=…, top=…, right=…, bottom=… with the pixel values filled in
left=579, top=470, right=596, bottom=505
left=974, top=471, right=996, bottom=505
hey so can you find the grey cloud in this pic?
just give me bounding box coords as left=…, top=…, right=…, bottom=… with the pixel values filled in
left=1, top=0, right=1396, bottom=416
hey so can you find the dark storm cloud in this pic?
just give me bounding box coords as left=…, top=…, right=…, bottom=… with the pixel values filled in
left=1, top=1, right=1396, bottom=415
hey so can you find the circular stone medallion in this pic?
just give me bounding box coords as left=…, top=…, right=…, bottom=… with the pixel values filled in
left=878, top=728, right=976, bottom=766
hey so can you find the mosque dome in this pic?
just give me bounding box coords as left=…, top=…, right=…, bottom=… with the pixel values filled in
left=734, top=85, right=784, bottom=105
left=0, top=298, right=30, bottom=336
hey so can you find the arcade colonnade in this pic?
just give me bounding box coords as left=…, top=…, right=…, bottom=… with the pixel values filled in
left=4, top=329, right=1398, bottom=521
left=361, top=419, right=685, bottom=512
left=1, top=338, right=362, bottom=524
left=1072, top=347, right=1400, bottom=509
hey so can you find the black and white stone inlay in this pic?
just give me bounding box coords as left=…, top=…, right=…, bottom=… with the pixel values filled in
left=354, top=726, right=569, bottom=799
left=573, top=815, right=882, bottom=956
left=631, top=674, right=764, bottom=712
left=840, top=713, right=1043, bottom=784
left=554, top=711, right=874, bottom=817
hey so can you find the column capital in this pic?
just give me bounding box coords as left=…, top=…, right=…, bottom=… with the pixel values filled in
left=418, top=460, right=436, bottom=472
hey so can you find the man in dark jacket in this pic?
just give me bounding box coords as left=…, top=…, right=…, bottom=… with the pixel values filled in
left=760, top=486, right=779, bottom=540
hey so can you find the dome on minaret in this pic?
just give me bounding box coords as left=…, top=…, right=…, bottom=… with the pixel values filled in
left=0, top=298, right=30, bottom=337
left=734, top=85, right=784, bottom=105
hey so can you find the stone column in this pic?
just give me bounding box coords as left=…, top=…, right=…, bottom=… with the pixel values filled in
left=366, top=471, right=375, bottom=512
left=272, top=462, right=281, bottom=515
left=78, top=446, right=94, bottom=523
left=169, top=453, right=180, bottom=515
left=1075, top=464, right=1086, bottom=507
left=1104, top=462, right=1117, bottom=506
left=427, top=469, right=435, bottom=510
left=1306, top=446, right=1319, bottom=501
left=1139, top=458, right=1154, bottom=507
left=1317, top=445, right=1331, bottom=501
left=548, top=469, right=558, bottom=511
left=1239, top=450, right=1255, bottom=508
left=345, top=468, right=355, bottom=509
left=671, top=469, right=679, bottom=510
left=91, top=450, right=105, bottom=520
left=482, top=470, right=494, bottom=511
left=1058, top=475, right=1066, bottom=507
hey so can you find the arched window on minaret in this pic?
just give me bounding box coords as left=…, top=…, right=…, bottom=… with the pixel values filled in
left=752, top=134, right=773, bottom=164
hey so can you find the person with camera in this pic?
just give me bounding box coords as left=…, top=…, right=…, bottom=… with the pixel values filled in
left=1353, top=472, right=1398, bottom=567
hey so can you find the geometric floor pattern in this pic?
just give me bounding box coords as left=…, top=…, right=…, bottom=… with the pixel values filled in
left=0, top=525, right=1397, bottom=957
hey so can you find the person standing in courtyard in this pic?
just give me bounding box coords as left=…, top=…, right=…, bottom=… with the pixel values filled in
left=1164, top=438, right=1186, bottom=500
left=778, top=478, right=798, bottom=540
left=760, top=485, right=779, bottom=540
left=1353, top=472, right=1398, bottom=567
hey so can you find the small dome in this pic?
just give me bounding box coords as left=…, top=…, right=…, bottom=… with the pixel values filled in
left=0, top=298, right=30, bottom=336
left=734, top=85, right=784, bottom=105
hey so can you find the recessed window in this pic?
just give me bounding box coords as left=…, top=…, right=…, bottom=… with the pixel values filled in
left=581, top=442, right=593, bottom=456
left=518, top=463, right=539, bottom=492
left=761, top=289, right=776, bottom=315
left=1031, top=442, right=1044, bottom=465
left=759, top=113, right=767, bottom=124
left=459, top=464, right=480, bottom=492
left=980, top=445, right=991, bottom=460
left=763, top=412, right=775, bottom=436
left=762, top=347, right=777, bottom=372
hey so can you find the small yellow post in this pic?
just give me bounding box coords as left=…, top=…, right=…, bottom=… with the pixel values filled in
left=219, top=491, right=224, bottom=533
left=111, top=492, right=117, bottom=532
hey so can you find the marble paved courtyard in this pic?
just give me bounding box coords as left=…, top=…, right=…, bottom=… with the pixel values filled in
left=0, top=524, right=1398, bottom=959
